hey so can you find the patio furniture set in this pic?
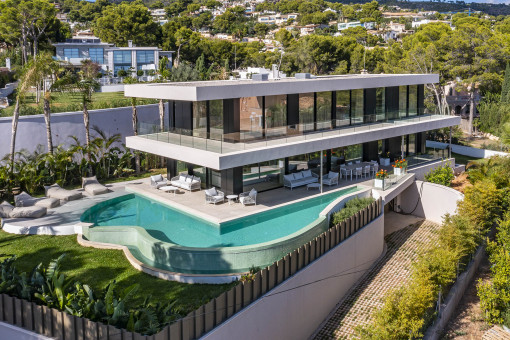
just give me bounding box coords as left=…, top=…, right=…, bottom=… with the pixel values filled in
left=0, top=176, right=109, bottom=220
left=151, top=174, right=257, bottom=206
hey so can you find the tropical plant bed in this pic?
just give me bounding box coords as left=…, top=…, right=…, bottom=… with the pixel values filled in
left=0, top=230, right=235, bottom=316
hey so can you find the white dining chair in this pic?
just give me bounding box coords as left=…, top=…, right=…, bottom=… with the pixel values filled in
left=355, top=167, right=362, bottom=180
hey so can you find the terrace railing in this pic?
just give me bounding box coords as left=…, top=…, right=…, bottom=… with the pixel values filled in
left=137, top=112, right=452, bottom=154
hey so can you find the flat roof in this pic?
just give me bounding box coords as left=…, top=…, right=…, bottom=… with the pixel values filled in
left=124, top=73, right=438, bottom=101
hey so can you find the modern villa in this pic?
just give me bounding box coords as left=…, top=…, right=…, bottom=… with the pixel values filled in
left=124, top=73, right=460, bottom=196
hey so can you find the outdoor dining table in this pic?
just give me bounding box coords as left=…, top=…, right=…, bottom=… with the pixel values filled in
left=341, top=162, right=374, bottom=180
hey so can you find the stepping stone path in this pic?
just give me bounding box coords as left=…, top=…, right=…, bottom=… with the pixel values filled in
left=313, top=220, right=441, bottom=340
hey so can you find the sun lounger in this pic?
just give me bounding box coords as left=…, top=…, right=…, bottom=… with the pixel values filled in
left=9, top=206, right=47, bottom=219
left=15, top=191, right=59, bottom=209
left=82, top=176, right=109, bottom=196
left=44, top=183, right=83, bottom=201
left=0, top=201, right=14, bottom=218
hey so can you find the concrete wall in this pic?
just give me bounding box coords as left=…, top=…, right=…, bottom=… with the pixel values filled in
left=0, top=82, right=17, bottom=97
left=407, top=158, right=455, bottom=181
left=426, top=140, right=508, bottom=158
left=201, top=214, right=385, bottom=340
left=99, top=84, right=124, bottom=93
left=398, top=181, right=463, bottom=224
left=0, top=104, right=167, bottom=158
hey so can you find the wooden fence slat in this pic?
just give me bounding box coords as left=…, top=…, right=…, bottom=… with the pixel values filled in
left=5, top=295, right=15, bottom=325
left=317, top=236, right=322, bottom=258
left=215, top=292, right=227, bottom=326
left=154, top=325, right=168, bottom=340
left=14, top=296, right=22, bottom=327
left=226, top=289, right=235, bottom=318
left=283, top=255, right=290, bottom=280
left=242, top=280, right=253, bottom=308
left=75, top=317, right=84, bottom=340
left=350, top=216, right=355, bottom=235
left=204, top=299, right=215, bottom=332
left=63, top=311, right=75, bottom=340
left=276, top=260, right=284, bottom=285
left=325, top=230, right=330, bottom=252
left=253, top=272, right=261, bottom=300
left=97, top=322, right=108, bottom=340
left=42, top=305, right=52, bottom=337
left=51, top=309, right=63, bottom=339
left=330, top=228, right=336, bottom=249
left=309, top=240, right=316, bottom=262
left=84, top=318, right=98, bottom=340
left=0, top=294, right=4, bottom=322
left=123, top=331, right=135, bottom=340
left=194, top=305, right=205, bottom=339
left=181, top=312, right=194, bottom=340
left=340, top=222, right=345, bottom=241
left=260, top=268, right=268, bottom=295
left=234, top=283, right=243, bottom=313
left=268, top=263, right=276, bottom=290
left=290, top=250, right=298, bottom=275
left=32, top=303, right=43, bottom=336
left=169, top=319, right=182, bottom=340
left=298, top=246, right=305, bottom=270
left=304, top=243, right=310, bottom=266
left=21, top=299, right=33, bottom=331
left=133, top=332, right=147, bottom=340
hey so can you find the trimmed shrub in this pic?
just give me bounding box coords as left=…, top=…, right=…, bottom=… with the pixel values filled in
left=424, top=162, right=454, bottom=187
left=331, top=197, right=375, bottom=226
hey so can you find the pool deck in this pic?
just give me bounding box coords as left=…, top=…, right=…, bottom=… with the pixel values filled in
left=1, top=172, right=416, bottom=234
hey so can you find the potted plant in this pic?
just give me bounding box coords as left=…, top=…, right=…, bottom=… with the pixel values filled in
left=374, top=169, right=388, bottom=189
left=392, top=158, right=408, bottom=176
left=380, top=151, right=391, bottom=166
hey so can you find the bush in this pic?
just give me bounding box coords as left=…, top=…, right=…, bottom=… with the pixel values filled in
left=117, top=69, right=128, bottom=77
left=331, top=196, right=375, bottom=226
left=137, top=70, right=144, bottom=77
left=458, top=179, right=503, bottom=232
left=424, top=162, right=454, bottom=187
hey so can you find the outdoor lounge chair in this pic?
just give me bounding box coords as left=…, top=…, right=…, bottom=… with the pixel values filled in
left=1, top=201, right=47, bottom=219
left=205, top=187, right=224, bottom=204
left=82, top=176, right=109, bottom=196
left=150, top=174, right=167, bottom=189
left=170, top=174, right=201, bottom=191
left=15, top=191, right=59, bottom=209
left=239, top=188, right=257, bottom=206
left=44, top=184, right=83, bottom=201
left=323, top=172, right=339, bottom=186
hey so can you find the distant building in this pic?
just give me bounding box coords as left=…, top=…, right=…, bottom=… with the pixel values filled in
left=53, top=37, right=173, bottom=76
left=257, top=13, right=298, bottom=25
left=444, top=81, right=482, bottom=133
left=338, top=21, right=376, bottom=31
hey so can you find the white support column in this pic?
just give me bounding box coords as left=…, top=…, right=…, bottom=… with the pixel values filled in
left=401, top=135, right=405, bottom=160
left=320, top=150, right=323, bottom=193
left=449, top=127, right=452, bottom=159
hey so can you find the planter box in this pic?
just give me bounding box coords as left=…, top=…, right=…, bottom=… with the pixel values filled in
left=374, top=179, right=385, bottom=189
left=380, top=158, right=390, bottom=166
left=393, top=167, right=406, bottom=176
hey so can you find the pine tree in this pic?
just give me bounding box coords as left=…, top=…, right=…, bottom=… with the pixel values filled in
left=501, top=63, right=510, bottom=103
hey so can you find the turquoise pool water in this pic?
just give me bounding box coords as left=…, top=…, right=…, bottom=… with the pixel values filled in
left=81, top=187, right=359, bottom=248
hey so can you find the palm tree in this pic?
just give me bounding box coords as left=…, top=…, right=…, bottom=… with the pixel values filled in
left=23, top=52, right=62, bottom=155
left=123, top=76, right=140, bottom=174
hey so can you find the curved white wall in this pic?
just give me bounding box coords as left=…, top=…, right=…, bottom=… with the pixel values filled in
left=399, top=181, right=463, bottom=224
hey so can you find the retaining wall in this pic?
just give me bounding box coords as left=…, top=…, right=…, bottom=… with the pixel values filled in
left=407, top=158, right=455, bottom=181
left=426, top=140, right=508, bottom=158
left=398, top=181, right=464, bottom=224
left=0, top=104, right=168, bottom=158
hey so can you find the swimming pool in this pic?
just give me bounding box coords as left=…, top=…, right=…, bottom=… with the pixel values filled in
left=80, top=186, right=364, bottom=275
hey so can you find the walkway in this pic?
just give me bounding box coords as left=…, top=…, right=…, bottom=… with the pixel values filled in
left=313, top=219, right=441, bottom=339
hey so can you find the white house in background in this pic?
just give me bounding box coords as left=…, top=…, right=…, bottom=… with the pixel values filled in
left=53, top=37, right=173, bottom=76
left=338, top=21, right=376, bottom=31
left=258, top=13, right=298, bottom=25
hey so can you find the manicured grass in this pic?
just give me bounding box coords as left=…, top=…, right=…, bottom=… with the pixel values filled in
left=451, top=151, right=481, bottom=166
left=0, top=230, right=235, bottom=314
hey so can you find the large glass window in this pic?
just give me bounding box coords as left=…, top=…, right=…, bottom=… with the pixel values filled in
left=243, top=159, right=284, bottom=192
left=265, top=95, right=287, bottom=137
left=336, top=90, right=350, bottom=127
left=113, top=50, right=132, bottom=64
left=136, top=50, right=155, bottom=65
left=351, top=89, right=364, bottom=124
left=63, top=48, right=79, bottom=59
left=192, top=101, right=207, bottom=138
left=239, top=96, right=263, bottom=140
left=375, top=88, right=385, bottom=121
left=209, top=100, right=223, bottom=140
left=88, top=48, right=104, bottom=64
left=408, top=85, right=418, bottom=116
left=114, top=65, right=131, bottom=76
left=399, top=86, right=407, bottom=118
left=299, top=93, right=314, bottom=132
left=331, top=144, right=362, bottom=165
left=316, top=92, right=332, bottom=129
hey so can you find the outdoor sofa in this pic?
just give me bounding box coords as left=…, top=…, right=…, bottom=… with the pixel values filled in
left=239, top=188, right=257, bottom=206
left=0, top=201, right=47, bottom=219
left=283, top=170, right=318, bottom=190
left=15, top=191, right=60, bottom=209
left=150, top=174, right=167, bottom=189
left=205, top=187, right=224, bottom=204
left=82, top=176, right=109, bottom=196
left=44, top=183, right=83, bottom=201
left=170, top=174, right=201, bottom=192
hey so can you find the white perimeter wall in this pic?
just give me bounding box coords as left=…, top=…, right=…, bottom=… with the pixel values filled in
left=202, top=215, right=385, bottom=340
left=0, top=104, right=167, bottom=158
left=398, top=181, right=463, bottom=224
left=426, top=140, right=508, bottom=158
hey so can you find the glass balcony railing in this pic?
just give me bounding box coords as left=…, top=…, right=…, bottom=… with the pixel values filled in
left=137, top=112, right=453, bottom=154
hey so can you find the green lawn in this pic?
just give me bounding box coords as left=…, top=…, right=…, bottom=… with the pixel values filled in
left=0, top=230, right=235, bottom=314
left=451, top=151, right=481, bottom=166
left=0, top=92, right=157, bottom=116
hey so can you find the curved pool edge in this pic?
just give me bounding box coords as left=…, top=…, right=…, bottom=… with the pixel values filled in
left=77, top=233, right=241, bottom=284
left=81, top=186, right=372, bottom=278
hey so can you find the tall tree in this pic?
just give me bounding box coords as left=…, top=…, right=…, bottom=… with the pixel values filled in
left=501, top=63, right=510, bottom=104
